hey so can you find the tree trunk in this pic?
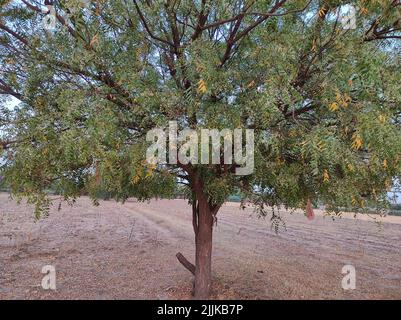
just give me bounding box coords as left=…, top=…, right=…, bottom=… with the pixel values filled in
left=193, top=194, right=214, bottom=299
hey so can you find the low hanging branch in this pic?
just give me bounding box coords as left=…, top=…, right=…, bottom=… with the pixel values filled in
left=176, top=252, right=195, bottom=276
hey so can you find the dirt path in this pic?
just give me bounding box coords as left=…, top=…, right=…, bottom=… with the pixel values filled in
left=1, top=193, right=400, bottom=299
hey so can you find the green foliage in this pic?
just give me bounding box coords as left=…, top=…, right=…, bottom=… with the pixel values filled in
left=0, top=0, right=400, bottom=219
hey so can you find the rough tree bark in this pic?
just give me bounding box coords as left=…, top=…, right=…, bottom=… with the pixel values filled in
left=193, top=192, right=214, bottom=299
left=176, top=169, right=217, bottom=299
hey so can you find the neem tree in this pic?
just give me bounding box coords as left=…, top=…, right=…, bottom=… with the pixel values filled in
left=1, top=0, right=401, bottom=298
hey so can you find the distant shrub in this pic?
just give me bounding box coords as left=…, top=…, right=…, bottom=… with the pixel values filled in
left=228, top=195, right=242, bottom=202
left=390, top=204, right=401, bottom=211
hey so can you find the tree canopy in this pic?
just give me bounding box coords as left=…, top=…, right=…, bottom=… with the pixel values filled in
left=1, top=0, right=400, bottom=298
left=1, top=0, right=400, bottom=214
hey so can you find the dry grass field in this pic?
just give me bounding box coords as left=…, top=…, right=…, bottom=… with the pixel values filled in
left=0, top=192, right=400, bottom=300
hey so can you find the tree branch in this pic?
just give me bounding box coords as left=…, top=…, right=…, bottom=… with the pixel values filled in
left=176, top=252, right=195, bottom=275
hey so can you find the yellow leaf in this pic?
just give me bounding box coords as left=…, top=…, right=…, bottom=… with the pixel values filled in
left=352, top=134, right=363, bottom=150
left=329, top=102, right=339, bottom=112
left=383, top=159, right=388, bottom=169
left=195, top=63, right=204, bottom=73
left=311, top=39, right=317, bottom=52
left=361, top=7, right=368, bottom=15
left=246, top=80, right=256, bottom=88
left=145, top=163, right=156, bottom=178
left=347, top=163, right=354, bottom=172
left=318, top=7, right=326, bottom=17
left=378, top=114, right=386, bottom=124
left=132, top=173, right=141, bottom=184
left=197, top=79, right=207, bottom=94
left=323, top=169, right=330, bottom=183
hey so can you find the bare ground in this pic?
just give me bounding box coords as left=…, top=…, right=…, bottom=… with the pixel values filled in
left=0, top=192, right=400, bottom=300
